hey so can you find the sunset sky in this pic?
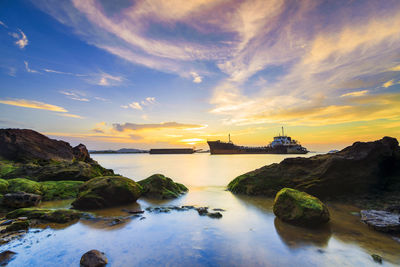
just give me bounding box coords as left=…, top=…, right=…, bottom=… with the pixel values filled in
left=1, top=0, right=400, bottom=151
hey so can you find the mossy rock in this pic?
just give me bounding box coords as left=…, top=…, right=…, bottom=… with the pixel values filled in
left=7, top=178, right=42, bottom=195
left=0, top=179, right=9, bottom=194
left=273, top=188, right=330, bottom=226
left=0, top=160, right=18, bottom=178
left=6, top=208, right=82, bottom=223
left=5, top=219, right=30, bottom=232
left=71, top=176, right=142, bottom=210
left=39, top=181, right=84, bottom=201
left=138, top=174, right=188, bottom=199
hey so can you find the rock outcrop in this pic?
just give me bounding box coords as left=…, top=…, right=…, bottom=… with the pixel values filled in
left=138, top=174, right=188, bottom=199
left=273, top=188, right=330, bottom=226
left=80, top=250, right=108, bottom=267
left=2, top=192, right=41, bottom=208
left=6, top=208, right=82, bottom=223
left=0, top=129, right=114, bottom=181
left=228, top=137, right=400, bottom=198
left=360, top=210, right=400, bottom=233
left=71, top=176, right=142, bottom=209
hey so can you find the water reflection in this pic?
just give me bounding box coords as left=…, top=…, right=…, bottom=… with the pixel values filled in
left=274, top=218, right=332, bottom=249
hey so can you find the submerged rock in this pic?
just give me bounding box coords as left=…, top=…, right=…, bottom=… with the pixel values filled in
left=138, top=174, right=188, bottom=199
left=360, top=210, right=400, bottom=233
left=80, top=249, right=108, bottom=267
left=6, top=208, right=82, bottom=223
left=207, top=212, right=223, bottom=219
left=0, top=250, right=16, bottom=266
left=273, top=188, right=330, bottom=226
left=71, top=176, right=142, bottom=209
left=2, top=192, right=41, bottom=208
left=371, top=254, right=383, bottom=264
left=228, top=137, right=400, bottom=198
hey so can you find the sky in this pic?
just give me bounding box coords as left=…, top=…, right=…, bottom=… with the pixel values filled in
left=0, top=0, right=399, bottom=151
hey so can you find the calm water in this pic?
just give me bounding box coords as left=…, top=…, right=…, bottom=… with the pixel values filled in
left=2, top=153, right=400, bottom=266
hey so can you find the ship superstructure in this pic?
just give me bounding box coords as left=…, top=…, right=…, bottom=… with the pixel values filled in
left=207, top=127, right=308, bottom=155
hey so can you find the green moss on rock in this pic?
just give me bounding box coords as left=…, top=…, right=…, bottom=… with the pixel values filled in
left=71, top=176, right=142, bottom=210
left=0, top=160, right=18, bottom=178
left=6, top=208, right=82, bottom=223
left=0, top=179, right=9, bottom=194
left=39, top=181, right=83, bottom=201
left=5, top=219, right=30, bottom=232
left=7, top=178, right=41, bottom=195
left=138, top=174, right=188, bottom=199
left=273, top=188, right=330, bottom=226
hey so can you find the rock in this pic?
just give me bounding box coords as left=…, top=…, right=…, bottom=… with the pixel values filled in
left=121, top=209, right=144, bottom=214
left=2, top=191, right=41, bottom=208
left=71, top=176, right=142, bottom=210
left=196, top=207, right=209, bottom=216
left=386, top=205, right=400, bottom=213
left=228, top=137, right=400, bottom=198
left=0, top=250, right=16, bottom=266
left=6, top=208, right=82, bottom=223
left=0, top=129, right=114, bottom=181
left=0, top=219, right=13, bottom=226
left=39, top=180, right=83, bottom=201
left=138, top=174, right=188, bottom=199
left=6, top=178, right=42, bottom=195
left=371, top=254, right=383, bottom=263
left=5, top=220, right=29, bottom=232
left=360, top=210, right=400, bottom=233
left=212, top=208, right=225, bottom=212
left=80, top=249, right=108, bottom=267
left=273, top=188, right=330, bottom=226
left=207, top=212, right=223, bottom=219
left=0, top=179, right=9, bottom=194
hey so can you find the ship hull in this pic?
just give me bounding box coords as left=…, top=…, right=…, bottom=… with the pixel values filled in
left=207, top=141, right=307, bottom=155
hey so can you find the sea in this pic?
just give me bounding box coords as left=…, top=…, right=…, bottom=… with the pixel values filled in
left=2, top=153, right=399, bottom=266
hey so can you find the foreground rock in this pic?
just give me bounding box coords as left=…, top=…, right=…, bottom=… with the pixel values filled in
left=0, top=129, right=114, bottom=181
left=273, top=188, right=330, bottom=226
left=0, top=250, right=16, bottom=266
left=72, top=176, right=142, bottom=209
left=80, top=250, right=108, bottom=267
left=228, top=137, right=400, bottom=198
left=2, top=192, right=41, bottom=208
left=138, top=174, right=188, bottom=199
left=360, top=210, right=400, bottom=233
left=0, top=178, right=83, bottom=201
left=6, top=208, right=82, bottom=223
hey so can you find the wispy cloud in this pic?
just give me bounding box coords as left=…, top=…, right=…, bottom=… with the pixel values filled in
left=0, top=98, right=67, bottom=112
left=341, top=90, right=369, bottom=97
left=12, top=29, right=28, bottom=49
left=58, top=113, right=84, bottom=119
left=43, top=68, right=86, bottom=77
left=24, top=61, right=40, bottom=73
left=97, top=73, right=122, bottom=86
left=124, top=97, right=156, bottom=110
left=190, top=72, right=202, bottom=83
left=113, top=122, right=205, bottom=132
left=382, top=80, right=395, bottom=88
left=60, top=90, right=89, bottom=102
left=0, top=20, right=7, bottom=28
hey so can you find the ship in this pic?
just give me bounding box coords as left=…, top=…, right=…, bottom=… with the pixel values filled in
left=207, top=127, right=308, bottom=155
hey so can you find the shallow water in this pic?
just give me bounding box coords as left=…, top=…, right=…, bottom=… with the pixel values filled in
left=1, top=153, right=400, bottom=266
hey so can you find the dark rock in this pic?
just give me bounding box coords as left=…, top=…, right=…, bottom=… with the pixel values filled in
left=0, top=220, right=13, bottom=226
left=182, top=205, right=195, bottom=209
left=371, top=254, right=383, bottom=263
left=138, top=174, right=188, bottom=199
left=6, top=208, right=82, bottom=223
left=2, top=192, right=41, bottom=208
left=196, top=207, right=209, bottom=216
left=109, top=218, right=124, bottom=226
left=228, top=137, right=400, bottom=198
left=71, top=176, right=142, bottom=210
left=80, top=249, right=108, bottom=267
left=0, top=250, right=16, bottom=266
left=212, top=208, right=226, bottom=212
left=121, top=209, right=144, bottom=214
left=360, top=210, right=400, bottom=233
left=5, top=220, right=29, bottom=232
left=386, top=205, right=400, bottom=213
left=72, top=144, right=92, bottom=163
left=207, top=212, right=223, bottom=219
left=273, top=188, right=330, bottom=226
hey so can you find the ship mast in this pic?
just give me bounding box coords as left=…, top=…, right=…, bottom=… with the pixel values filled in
left=228, top=133, right=231, bottom=143
left=282, top=126, right=284, bottom=137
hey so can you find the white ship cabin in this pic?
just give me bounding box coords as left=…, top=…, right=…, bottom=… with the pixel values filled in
left=270, top=135, right=292, bottom=147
